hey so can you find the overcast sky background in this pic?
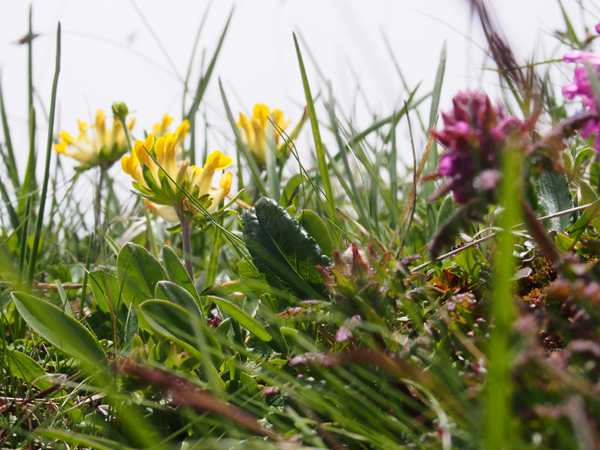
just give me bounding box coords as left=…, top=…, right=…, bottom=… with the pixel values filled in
left=0, top=0, right=596, bottom=205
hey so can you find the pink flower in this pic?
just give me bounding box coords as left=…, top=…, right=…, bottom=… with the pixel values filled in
left=562, top=51, right=600, bottom=151
left=596, top=22, right=600, bottom=34
left=430, top=90, right=523, bottom=204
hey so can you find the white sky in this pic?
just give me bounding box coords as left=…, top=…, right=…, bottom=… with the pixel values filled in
left=0, top=0, right=595, bottom=196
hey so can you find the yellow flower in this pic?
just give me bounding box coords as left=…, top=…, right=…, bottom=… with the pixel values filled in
left=54, top=110, right=135, bottom=167
left=122, top=126, right=233, bottom=223
left=237, top=104, right=291, bottom=165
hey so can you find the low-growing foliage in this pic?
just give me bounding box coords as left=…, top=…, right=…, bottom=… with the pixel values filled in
left=2, top=2, right=600, bottom=449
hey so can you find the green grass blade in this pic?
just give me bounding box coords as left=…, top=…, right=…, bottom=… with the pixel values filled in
left=219, top=79, right=268, bottom=197
left=187, top=9, right=233, bottom=165
left=293, top=33, right=337, bottom=224
left=0, top=176, right=20, bottom=233
left=558, top=0, right=581, bottom=48
left=27, top=22, right=61, bottom=288
left=182, top=2, right=212, bottom=119
left=18, top=196, right=32, bottom=285
left=427, top=41, right=446, bottom=171
left=265, top=118, right=280, bottom=202
left=0, top=72, right=19, bottom=190
left=390, top=110, right=398, bottom=230
left=326, top=83, right=369, bottom=229
left=21, top=106, right=36, bottom=213
left=485, top=147, right=522, bottom=449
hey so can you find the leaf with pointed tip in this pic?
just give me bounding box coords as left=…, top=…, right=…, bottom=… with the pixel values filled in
left=155, top=280, right=203, bottom=320
left=209, top=295, right=272, bottom=343
left=534, top=171, right=573, bottom=233
left=162, top=245, right=200, bottom=305
left=12, top=292, right=106, bottom=365
left=117, top=243, right=167, bottom=307
left=242, top=197, right=330, bottom=300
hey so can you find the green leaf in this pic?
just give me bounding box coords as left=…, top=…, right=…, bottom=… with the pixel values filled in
left=123, top=305, right=138, bottom=351
left=36, top=429, right=136, bottom=450
left=296, top=209, right=333, bottom=258
left=12, top=291, right=106, bottom=365
left=242, top=197, right=330, bottom=300
left=89, top=269, right=121, bottom=314
left=5, top=348, right=83, bottom=422
left=566, top=197, right=600, bottom=248
left=293, top=33, right=337, bottom=225
left=534, top=171, right=573, bottom=233
left=117, top=243, right=167, bottom=307
left=155, top=280, right=204, bottom=320
left=162, top=245, right=200, bottom=306
left=139, top=299, right=222, bottom=369
left=280, top=173, right=307, bottom=209
left=209, top=295, right=272, bottom=343
left=436, top=195, right=454, bottom=232
left=579, top=181, right=600, bottom=234
left=5, top=348, right=52, bottom=391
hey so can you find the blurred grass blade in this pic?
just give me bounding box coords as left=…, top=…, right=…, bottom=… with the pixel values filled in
left=266, top=118, right=280, bottom=202
left=0, top=71, right=20, bottom=189
left=27, top=23, right=61, bottom=287
left=219, top=79, right=268, bottom=197
left=293, top=33, right=337, bottom=225
left=327, top=83, right=369, bottom=230
left=427, top=41, right=446, bottom=171
left=187, top=9, right=232, bottom=165
left=390, top=110, right=398, bottom=230
left=485, top=147, right=522, bottom=449
left=0, top=176, right=20, bottom=233
left=390, top=117, right=437, bottom=250
left=558, top=0, right=581, bottom=48
left=182, top=2, right=212, bottom=118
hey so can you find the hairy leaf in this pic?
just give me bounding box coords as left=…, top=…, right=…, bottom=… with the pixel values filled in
left=534, top=171, right=573, bottom=233
left=242, top=197, right=330, bottom=300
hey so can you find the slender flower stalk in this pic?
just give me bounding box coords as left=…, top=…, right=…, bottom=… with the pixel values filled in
left=121, top=122, right=233, bottom=279
left=175, top=206, right=193, bottom=279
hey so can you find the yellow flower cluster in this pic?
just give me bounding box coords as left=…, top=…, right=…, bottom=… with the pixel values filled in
left=121, top=123, right=233, bottom=223
left=237, top=104, right=290, bottom=166
left=54, top=110, right=135, bottom=167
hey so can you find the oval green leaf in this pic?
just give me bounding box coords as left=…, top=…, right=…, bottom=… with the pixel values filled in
left=209, top=295, right=272, bottom=342
left=12, top=291, right=106, bottom=365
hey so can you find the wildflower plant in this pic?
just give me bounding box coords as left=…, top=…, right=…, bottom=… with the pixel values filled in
left=121, top=127, right=233, bottom=277
left=237, top=104, right=291, bottom=166
left=54, top=109, right=135, bottom=170
left=6, top=4, right=600, bottom=450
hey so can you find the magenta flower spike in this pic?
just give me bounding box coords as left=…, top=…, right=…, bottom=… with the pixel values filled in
left=430, top=90, right=523, bottom=204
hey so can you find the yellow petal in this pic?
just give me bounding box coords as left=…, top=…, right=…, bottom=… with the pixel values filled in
left=127, top=118, right=136, bottom=130
left=145, top=200, right=180, bottom=223
left=204, top=150, right=233, bottom=171
left=54, top=140, right=68, bottom=154
left=219, top=171, right=233, bottom=195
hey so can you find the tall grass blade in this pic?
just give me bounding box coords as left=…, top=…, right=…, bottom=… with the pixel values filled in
left=326, top=83, right=369, bottom=230
left=0, top=72, right=19, bottom=190
left=27, top=23, right=61, bottom=287
left=485, top=147, right=522, bottom=449
left=293, top=33, right=337, bottom=225
left=219, top=79, right=268, bottom=197
left=0, top=176, right=20, bottom=234
left=390, top=110, right=398, bottom=230
left=182, top=2, right=212, bottom=119
left=187, top=9, right=233, bottom=165
left=426, top=41, right=446, bottom=171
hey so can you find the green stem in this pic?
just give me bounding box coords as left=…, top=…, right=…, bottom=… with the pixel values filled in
left=95, top=167, right=105, bottom=231
left=175, top=207, right=194, bottom=280
left=27, top=23, right=61, bottom=289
